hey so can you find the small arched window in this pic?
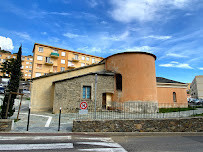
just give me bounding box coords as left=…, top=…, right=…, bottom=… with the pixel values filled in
left=173, top=92, right=177, bottom=102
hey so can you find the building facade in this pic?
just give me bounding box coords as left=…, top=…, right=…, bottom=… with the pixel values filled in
left=0, top=51, right=33, bottom=80
left=190, top=75, right=203, bottom=99
left=32, top=43, right=104, bottom=78
left=30, top=52, right=188, bottom=113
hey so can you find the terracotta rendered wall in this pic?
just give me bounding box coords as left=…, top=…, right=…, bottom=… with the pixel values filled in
left=157, top=87, right=188, bottom=107
left=105, top=53, right=157, bottom=103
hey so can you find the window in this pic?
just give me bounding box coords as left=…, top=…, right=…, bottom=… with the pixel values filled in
left=92, top=58, right=95, bottom=63
left=37, top=56, right=43, bottom=61
left=26, top=70, right=28, bottom=72
left=29, top=66, right=32, bottom=68
left=82, top=56, right=85, bottom=60
left=75, top=54, right=79, bottom=60
left=38, top=47, right=43, bottom=52
left=53, top=66, right=57, bottom=72
left=26, top=66, right=28, bottom=68
left=27, top=58, right=29, bottom=60
left=46, top=57, right=51, bottom=63
left=83, top=86, right=91, bottom=99
left=37, top=64, right=42, bottom=69
left=21, top=66, right=24, bottom=69
left=3, top=59, right=5, bottom=62
left=30, top=58, right=33, bottom=60
left=8, top=56, right=11, bottom=59
left=0, top=59, right=1, bottom=61
left=53, top=50, right=58, bottom=53
left=26, top=62, right=29, bottom=64
left=61, top=52, right=66, bottom=56
left=25, top=74, right=27, bottom=76
left=86, top=57, right=89, bottom=61
left=61, top=67, right=65, bottom=71
left=116, top=74, right=122, bottom=91
left=0, top=54, right=2, bottom=57
left=30, top=62, right=32, bottom=64
left=173, top=92, right=177, bottom=102
left=28, top=74, right=31, bottom=77
left=35, top=73, right=41, bottom=77
left=22, top=57, right=25, bottom=60
left=61, top=59, right=65, bottom=64
left=81, top=63, right=85, bottom=67
left=13, top=56, right=16, bottom=59
left=29, top=70, right=32, bottom=72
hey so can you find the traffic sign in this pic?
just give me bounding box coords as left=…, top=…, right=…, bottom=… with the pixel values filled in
left=80, top=101, right=88, bottom=110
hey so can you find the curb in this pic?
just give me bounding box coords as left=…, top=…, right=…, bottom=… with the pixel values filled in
left=0, top=132, right=203, bottom=136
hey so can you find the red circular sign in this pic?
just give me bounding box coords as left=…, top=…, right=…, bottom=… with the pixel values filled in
left=80, top=101, right=88, bottom=109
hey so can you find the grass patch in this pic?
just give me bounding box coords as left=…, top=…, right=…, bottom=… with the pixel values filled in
left=191, top=113, right=203, bottom=117
left=14, top=119, right=21, bottom=122
left=26, top=97, right=30, bottom=100
left=159, top=107, right=196, bottom=113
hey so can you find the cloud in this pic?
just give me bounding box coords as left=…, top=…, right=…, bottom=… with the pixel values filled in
left=123, top=46, right=153, bottom=53
left=144, top=35, right=172, bottom=40
left=87, top=0, right=98, bottom=8
left=166, top=53, right=188, bottom=58
left=198, top=68, right=203, bottom=70
left=63, top=32, right=87, bottom=38
left=14, top=32, right=31, bottom=40
left=41, top=32, right=47, bottom=35
left=0, top=36, right=14, bottom=51
left=102, top=31, right=129, bottom=41
left=110, top=0, right=194, bottom=22
left=77, top=46, right=103, bottom=54
left=159, top=61, right=193, bottom=69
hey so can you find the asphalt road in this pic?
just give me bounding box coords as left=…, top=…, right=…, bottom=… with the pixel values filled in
left=0, top=134, right=202, bottom=152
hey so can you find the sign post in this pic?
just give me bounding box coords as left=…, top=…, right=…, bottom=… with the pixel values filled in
left=79, top=101, right=88, bottom=114
left=94, top=74, right=97, bottom=119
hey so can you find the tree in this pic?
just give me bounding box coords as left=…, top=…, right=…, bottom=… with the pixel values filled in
left=0, top=58, right=15, bottom=77
left=0, top=46, right=22, bottom=118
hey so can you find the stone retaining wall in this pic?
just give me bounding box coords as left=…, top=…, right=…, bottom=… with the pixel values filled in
left=0, top=119, right=12, bottom=132
left=73, top=117, right=203, bottom=132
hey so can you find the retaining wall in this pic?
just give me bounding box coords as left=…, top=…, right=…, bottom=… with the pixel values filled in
left=0, top=119, right=12, bottom=132
left=73, top=117, right=203, bottom=132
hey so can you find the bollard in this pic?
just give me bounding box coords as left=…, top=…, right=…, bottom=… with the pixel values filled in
left=58, top=107, right=61, bottom=131
left=27, top=107, right=30, bottom=131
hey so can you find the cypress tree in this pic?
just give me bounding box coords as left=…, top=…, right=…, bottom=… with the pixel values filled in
left=0, top=46, right=22, bottom=118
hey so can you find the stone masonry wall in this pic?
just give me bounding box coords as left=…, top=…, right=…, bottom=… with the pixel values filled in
left=0, top=119, right=12, bottom=132
left=54, top=74, right=114, bottom=113
left=72, top=117, right=203, bottom=132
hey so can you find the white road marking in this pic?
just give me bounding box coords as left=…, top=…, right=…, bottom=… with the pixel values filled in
left=20, top=113, right=52, bottom=127
left=76, top=137, right=114, bottom=142
left=76, top=142, right=122, bottom=148
left=78, top=148, right=127, bottom=152
left=0, top=136, right=71, bottom=141
left=0, top=143, right=73, bottom=150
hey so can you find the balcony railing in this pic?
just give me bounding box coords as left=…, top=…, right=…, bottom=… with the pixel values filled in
left=68, top=64, right=75, bottom=69
left=45, top=61, right=53, bottom=65
left=50, top=52, right=59, bottom=58
left=72, top=57, right=79, bottom=62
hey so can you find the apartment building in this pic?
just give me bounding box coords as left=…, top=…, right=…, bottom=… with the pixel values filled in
left=190, top=75, right=203, bottom=99
left=32, top=43, right=104, bottom=78
left=0, top=50, right=33, bottom=80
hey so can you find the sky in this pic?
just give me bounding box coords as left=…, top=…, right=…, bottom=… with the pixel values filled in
left=0, top=0, right=202, bottom=83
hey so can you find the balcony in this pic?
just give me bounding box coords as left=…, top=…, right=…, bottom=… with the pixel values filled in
left=72, top=57, right=79, bottom=62
left=50, top=52, right=59, bottom=58
left=45, top=61, right=53, bottom=66
left=68, top=64, right=75, bottom=69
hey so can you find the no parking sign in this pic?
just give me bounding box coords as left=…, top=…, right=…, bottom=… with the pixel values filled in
left=79, top=101, right=88, bottom=114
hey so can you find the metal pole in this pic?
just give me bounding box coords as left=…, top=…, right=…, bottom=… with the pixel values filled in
left=94, top=74, right=97, bottom=119
left=58, top=107, right=61, bottom=131
left=27, top=106, right=30, bottom=131
left=5, top=93, right=12, bottom=119
left=17, top=95, right=23, bottom=121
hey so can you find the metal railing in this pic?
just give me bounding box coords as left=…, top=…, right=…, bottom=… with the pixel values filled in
left=74, top=102, right=203, bottom=120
